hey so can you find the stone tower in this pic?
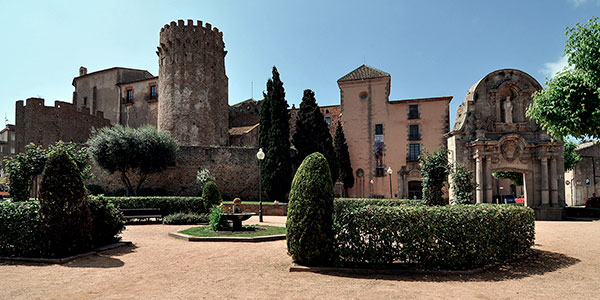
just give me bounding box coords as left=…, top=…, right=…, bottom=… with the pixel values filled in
left=157, top=19, right=229, bottom=146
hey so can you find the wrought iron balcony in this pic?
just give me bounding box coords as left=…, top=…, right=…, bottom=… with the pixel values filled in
left=408, top=133, right=421, bottom=141
left=408, top=112, right=420, bottom=119
left=145, top=93, right=158, bottom=101
left=406, top=155, right=420, bottom=162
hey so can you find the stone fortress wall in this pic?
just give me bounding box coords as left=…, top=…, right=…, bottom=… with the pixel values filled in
left=15, top=98, right=111, bottom=152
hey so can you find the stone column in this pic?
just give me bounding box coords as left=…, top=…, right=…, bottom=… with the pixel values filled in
left=550, top=157, right=558, bottom=206
left=476, top=157, right=484, bottom=204
left=485, top=157, right=493, bottom=203
left=398, top=175, right=405, bottom=199
left=541, top=157, right=550, bottom=206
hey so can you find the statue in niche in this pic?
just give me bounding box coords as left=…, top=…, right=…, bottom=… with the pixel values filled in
left=504, top=96, right=513, bottom=123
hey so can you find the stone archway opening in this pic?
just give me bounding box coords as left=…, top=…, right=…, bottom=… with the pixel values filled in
left=492, top=169, right=527, bottom=205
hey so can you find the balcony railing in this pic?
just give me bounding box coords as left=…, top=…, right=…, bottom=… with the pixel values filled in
left=407, top=155, right=420, bottom=162
left=408, top=112, right=420, bottom=119
left=145, top=93, right=158, bottom=101
left=408, top=133, right=421, bottom=141
left=121, top=97, right=134, bottom=105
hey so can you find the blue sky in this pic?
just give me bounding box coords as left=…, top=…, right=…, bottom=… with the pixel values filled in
left=0, top=0, right=598, bottom=127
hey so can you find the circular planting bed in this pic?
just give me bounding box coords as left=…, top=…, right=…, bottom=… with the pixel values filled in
left=169, top=225, right=286, bottom=242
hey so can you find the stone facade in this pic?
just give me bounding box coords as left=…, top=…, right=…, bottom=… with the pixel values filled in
left=118, top=77, right=159, bottom=128
left=73, top=67, right=155, bottom=125
left=15, top=98, right=110, bottom=152
left=89, top=146, right=261, bottom=201
left=157, top=20, right=229, bottom=146
left=447, top=69, right=565, bottom=220
left=565, top=142, right=600, bottom=206
left=337, top=65, right=451, bottom=199
left=0, top=124, right=16, bottom=177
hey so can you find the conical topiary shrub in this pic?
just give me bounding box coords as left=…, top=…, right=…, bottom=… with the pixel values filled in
left=39, top=149, right=92, bottom=257
left=286, top=152, right=334, bottom=266
left=202, top=181, right=222, bottom=210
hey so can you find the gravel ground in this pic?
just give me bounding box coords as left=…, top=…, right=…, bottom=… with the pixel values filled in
left=1, top=217, right=599, bottom=300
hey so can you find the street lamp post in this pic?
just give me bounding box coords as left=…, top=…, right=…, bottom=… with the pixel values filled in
left=387, top=166, right=393, bottom=199
left=256, top=148, right=265, bottom=222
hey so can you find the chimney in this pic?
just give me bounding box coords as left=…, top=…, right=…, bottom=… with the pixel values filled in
left=79, top=66, right=88, bottom=76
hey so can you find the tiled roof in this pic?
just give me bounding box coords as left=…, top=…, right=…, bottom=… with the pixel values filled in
left=337, top=64, right=390, bottom=82
left=228, top=124, right=259, bottom=136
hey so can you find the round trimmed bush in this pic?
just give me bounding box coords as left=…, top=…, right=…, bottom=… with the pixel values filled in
left=39, top=149, right=92, bottom=257
left=202, top=181, right=222, bottom=210
left=287, top=152, right=334, bottom=266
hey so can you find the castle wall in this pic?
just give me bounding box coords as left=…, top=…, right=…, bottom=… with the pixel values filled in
left=15, top=98, right=111, bottom=152
left=88, top=146, right=261, bottom=201
left=157, top=20, right=229, bottom=146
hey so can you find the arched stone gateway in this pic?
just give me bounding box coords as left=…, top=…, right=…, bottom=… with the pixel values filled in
left=447, top=69, right=564, bottom=220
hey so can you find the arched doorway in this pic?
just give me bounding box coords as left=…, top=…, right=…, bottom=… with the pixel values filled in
left=407, top=181, right=422, bottom=199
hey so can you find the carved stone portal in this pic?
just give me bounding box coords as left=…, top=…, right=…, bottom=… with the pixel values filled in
left=447, top=69, right=565, bottom=220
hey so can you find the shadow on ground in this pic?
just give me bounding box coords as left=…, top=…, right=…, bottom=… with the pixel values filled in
left=65, top=244, right=138, bottom=269
left=321, top=249, right=580, bottom=282
left=0, top=243, right=137, bottom=269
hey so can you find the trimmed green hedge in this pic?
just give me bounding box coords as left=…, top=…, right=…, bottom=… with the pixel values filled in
left=0, top=199, right=124, bottom=258
left=0, top=201, right=44, bottom=257
left=163, top=213, right=209, bottom=225
left=97, top=196, right=207, bottom=215
left=333, top=203, right=535, bottom=270
left=334, top=198, right=424, bottom=211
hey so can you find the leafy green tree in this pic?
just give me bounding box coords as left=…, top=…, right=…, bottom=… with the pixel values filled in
left=4, top=142, right=88, bottom=202
left=287, top=152, right=334, bottom=266
left=39, top=148, right=92, bottom=257
left=420, top=148, right=449, bottom=206
left=334, top=121, right=354, bottom=195
left=564, top=141, right=582, bottom=171
left=258, top=66, right=292, bottom=202
left=450, top=163, right=477, bottom=204
left=527, top=17, right=600, bottom=140
left=292, top=89, right=338, bottom=183
left=87, top=125, right=178, bottom=196
left=492, top=171, right=523, bottom=186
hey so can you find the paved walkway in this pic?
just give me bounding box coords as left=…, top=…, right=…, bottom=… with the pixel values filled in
left=1, top=217, right=599, bottom=299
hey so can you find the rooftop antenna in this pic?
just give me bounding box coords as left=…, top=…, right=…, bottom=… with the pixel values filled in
left=251, top=81, right=254, bottom=100
left=363, top=56, right=366, bottom=65
left=4, top=112, right=7, bottom=127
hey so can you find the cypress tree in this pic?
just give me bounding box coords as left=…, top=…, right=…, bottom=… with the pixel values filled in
left=292, top=89, right=338, bottom=183
left=334, top=121, right=354, bottom=195
left=259, top=66, right=292, bottom=202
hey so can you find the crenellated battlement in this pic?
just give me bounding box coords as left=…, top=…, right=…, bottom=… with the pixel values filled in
left=157, top=19, right=225, bottom=60
left=17, top=97, right=107, bottom=120
left=15, top=97, right=111, bottom=152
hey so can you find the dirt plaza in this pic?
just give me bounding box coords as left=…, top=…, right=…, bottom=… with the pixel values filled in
left=1, top=217, right=599, bottom=300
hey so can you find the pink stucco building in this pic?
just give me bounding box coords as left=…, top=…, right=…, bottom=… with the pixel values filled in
left=336, top=65, right=452, bottom=198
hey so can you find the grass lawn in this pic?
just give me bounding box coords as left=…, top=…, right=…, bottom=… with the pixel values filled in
left=222, top=201, right=285, bottom=205
left=179, top=225, right=286, bottom=237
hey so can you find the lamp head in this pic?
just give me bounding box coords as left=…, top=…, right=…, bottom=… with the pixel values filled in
left=387, top=166, right=393, bottom=175
left=256, top=148, right=265, bottom=160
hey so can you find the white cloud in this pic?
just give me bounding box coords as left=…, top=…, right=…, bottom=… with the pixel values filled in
left=568, top=0, right=600, bottom=7
left=540, top=56, right=570, bottom=77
